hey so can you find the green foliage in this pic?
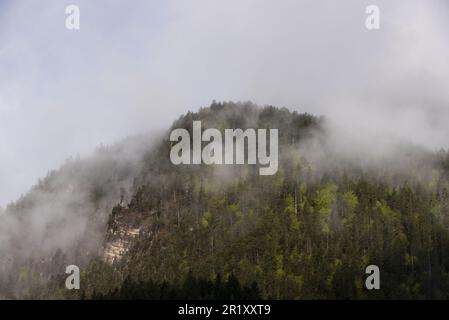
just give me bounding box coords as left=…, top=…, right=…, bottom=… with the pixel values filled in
left=67, top=104, right=449, bottom=299
left=7, top=102, right=449, bottom=300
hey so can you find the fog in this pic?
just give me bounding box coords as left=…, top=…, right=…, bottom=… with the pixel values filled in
left=0, top=131, right=163, bottom=297
left=1, top=0, right=448, bottom=207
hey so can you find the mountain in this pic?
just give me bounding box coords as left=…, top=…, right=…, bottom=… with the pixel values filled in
left=2, top=101, right=449, bottom=299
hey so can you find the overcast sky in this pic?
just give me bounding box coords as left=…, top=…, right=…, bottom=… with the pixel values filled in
left=0, top=0, right=448, bottom=206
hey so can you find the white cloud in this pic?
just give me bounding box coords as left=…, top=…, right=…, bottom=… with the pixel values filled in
left=0, top=0, right=448, bottom=205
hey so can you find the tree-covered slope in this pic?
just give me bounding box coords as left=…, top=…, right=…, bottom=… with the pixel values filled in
left=3, top=101, right=449, bottom=299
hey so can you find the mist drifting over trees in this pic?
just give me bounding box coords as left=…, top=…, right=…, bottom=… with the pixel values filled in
left=1, top=102, right=449, bottom=299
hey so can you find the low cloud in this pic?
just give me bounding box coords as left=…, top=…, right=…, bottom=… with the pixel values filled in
left=0, top=0, right=448, bottom=206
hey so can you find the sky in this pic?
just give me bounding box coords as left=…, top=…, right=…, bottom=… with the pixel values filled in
left=0, top=0, right=449, bottom=206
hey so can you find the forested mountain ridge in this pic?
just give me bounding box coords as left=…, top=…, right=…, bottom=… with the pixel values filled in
left=2, top=101, right=449, bottom=299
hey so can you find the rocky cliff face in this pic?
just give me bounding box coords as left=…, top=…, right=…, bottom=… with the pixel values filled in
left=102, top=206, right=142, bottom=263
left=103, top=228, right=140, bottom=264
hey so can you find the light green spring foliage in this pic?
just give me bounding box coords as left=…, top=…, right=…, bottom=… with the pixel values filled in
left=7, top=102, right=449, bottom=300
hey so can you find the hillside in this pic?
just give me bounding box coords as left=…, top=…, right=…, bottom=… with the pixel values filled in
left=2, top=101, right=449, bottom=299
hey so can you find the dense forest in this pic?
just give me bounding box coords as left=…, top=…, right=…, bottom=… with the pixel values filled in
left=2, top=101, right=449, bottom=299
